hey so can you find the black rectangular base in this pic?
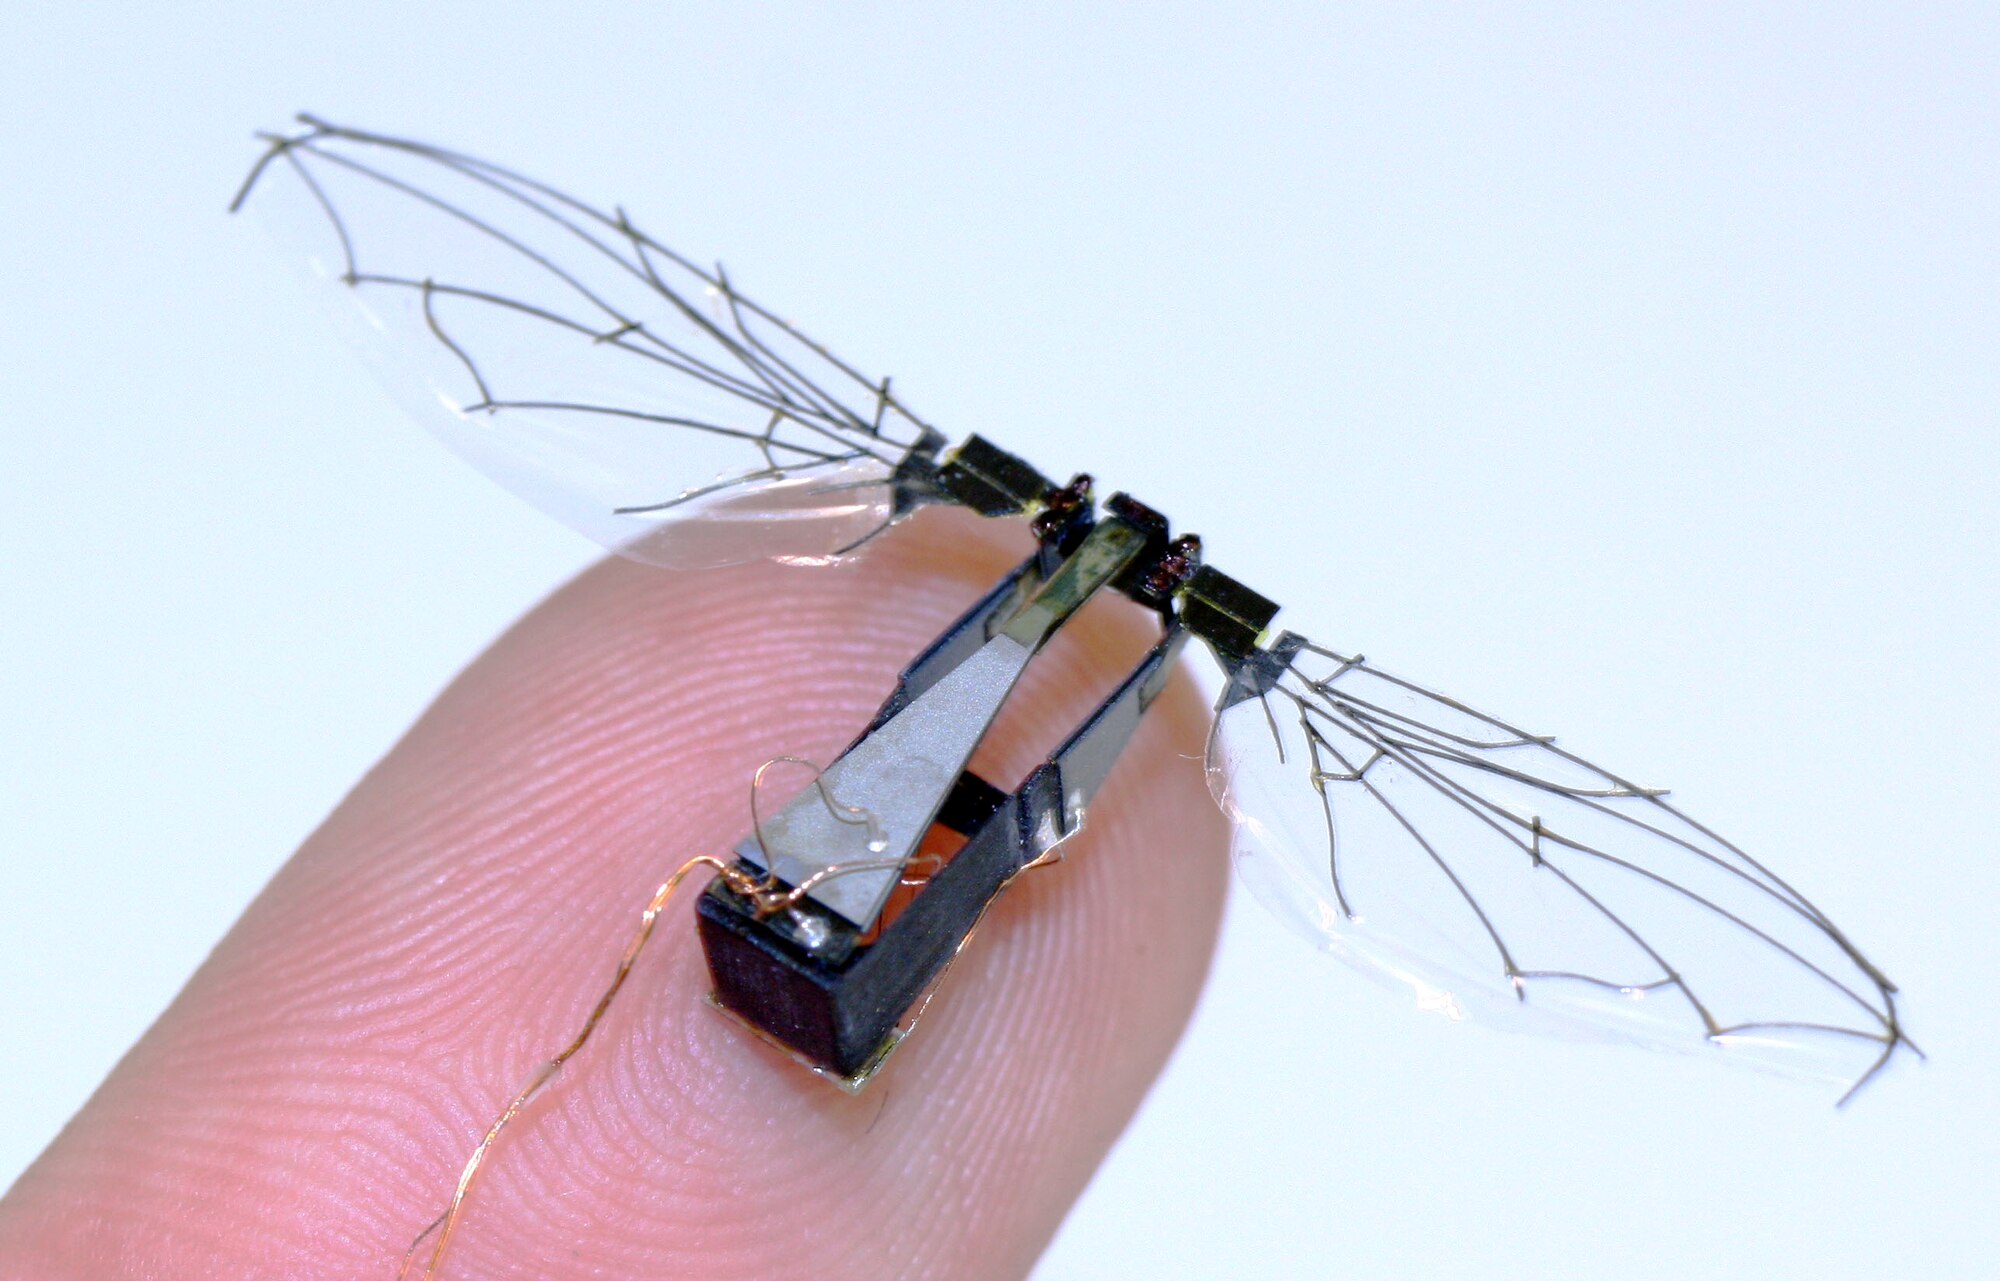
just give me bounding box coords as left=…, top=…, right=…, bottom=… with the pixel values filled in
left=696, top=772, right=1021, bottom=1079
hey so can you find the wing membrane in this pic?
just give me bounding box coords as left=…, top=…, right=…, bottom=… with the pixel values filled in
left=1207, top=633, right=1913, bottom=1099
left=232, top=116, right=942, bottom=567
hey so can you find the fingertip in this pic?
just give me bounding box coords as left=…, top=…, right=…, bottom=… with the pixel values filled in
left=0, top=507, right=1230, bottom=1280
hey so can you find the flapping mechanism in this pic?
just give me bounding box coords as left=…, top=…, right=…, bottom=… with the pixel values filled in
left=697, top=454, right=1199, bottom=1082
left=744, top=517, right=1149, bottom=930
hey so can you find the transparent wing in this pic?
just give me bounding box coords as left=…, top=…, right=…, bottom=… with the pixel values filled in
left=1206, top=633, right=1913, bottom=1101
left=232, top=115, right=943, bottom=568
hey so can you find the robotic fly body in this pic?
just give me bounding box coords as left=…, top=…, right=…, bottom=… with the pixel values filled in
left=233, top=117, right=1914, bottom=1112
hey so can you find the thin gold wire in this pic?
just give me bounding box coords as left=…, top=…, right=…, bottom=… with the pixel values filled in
left=397, top=853, right=758, bottom=1281
left=397, top=769, right=1039, bottom=1278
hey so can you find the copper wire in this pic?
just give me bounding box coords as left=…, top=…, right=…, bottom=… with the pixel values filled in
left=398, top=853, right=758, bottom=1281
left=396, top=758, right=1075, bottom=1277
left=749, top=756, right=885, bottom=858
left=394, top=833, right=954, bottom=1280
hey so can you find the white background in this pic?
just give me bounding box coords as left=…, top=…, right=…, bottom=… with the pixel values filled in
left=2, top=6, right=1993, bottom=1278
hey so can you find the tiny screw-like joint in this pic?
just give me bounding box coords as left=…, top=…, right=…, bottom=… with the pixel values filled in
left=1030, top=473, right=1094, bottom=541
left=1143, top=533, right=1204, bottom=596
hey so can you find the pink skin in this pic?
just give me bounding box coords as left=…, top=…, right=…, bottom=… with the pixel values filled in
left=0, top=509, right=1229, bottom=1280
